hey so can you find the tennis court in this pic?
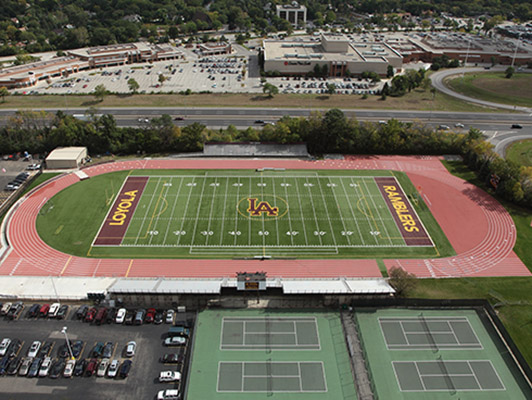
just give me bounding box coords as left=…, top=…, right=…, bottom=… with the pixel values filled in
left=379, top=316, right=482, bottom=350
left=187, top=309, right=357, bottom=400
left=393, top=360, right=505, bottom=392
left=221, top=316, right=320, bottom=350
left=355, top=308, right=531, bottom=399
left=217, top=361, right=327, bottom=392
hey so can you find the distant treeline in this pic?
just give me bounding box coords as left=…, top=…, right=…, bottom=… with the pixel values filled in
left=1, top=109, right=530, bottom=208
left=1, top=0, right=530, bottom=54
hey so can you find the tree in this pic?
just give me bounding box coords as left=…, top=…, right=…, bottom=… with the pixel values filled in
left=0, top=86, right=8, bottom=103
left=388, top=266, right=417, bottom=296
left=505, top=66, right=515, bottom=79
left=158, top=74, right=167, bottom=86
left=262, top=83, right=278, bottom=97
left=127, top=78, right=139, bottom=94
left=387, top=65, right=394, bottom=78
left=93, top=84, right=107, bottom=102
left=326, top=83, right=336, bottom=95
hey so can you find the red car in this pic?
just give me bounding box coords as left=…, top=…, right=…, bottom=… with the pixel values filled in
left=145, top=308, right=156, bottom=323
left=39, top=304, right=50, bottom=317
left=85, top=359, right=98, bottom=377
left=84, top=307, right=97, bottom=323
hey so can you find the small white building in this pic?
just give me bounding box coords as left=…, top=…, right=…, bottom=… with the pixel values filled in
left=45, top=147, right=88, bottom=169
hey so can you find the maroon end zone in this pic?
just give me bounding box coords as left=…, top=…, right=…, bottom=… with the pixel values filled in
left=374, top=177, right=432, bottom=246
left=93, top=176, right=149, bottom=245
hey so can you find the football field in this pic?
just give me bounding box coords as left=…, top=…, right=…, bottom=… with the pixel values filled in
left=92, top=170, right=436, bottom=257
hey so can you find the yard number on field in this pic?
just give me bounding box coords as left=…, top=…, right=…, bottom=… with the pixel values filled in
left=314, top=231, right=326, bottom=236
left=201, top=231, right=214, bottom=236
left=173, top=230, right=186, bottom=236
left=228, top=231, right=241, bottom=236
left=286, top=231, right=299, bottom=236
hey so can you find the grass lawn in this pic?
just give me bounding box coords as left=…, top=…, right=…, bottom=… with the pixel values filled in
left=427, top=160, right=532, bottom=366
left=408, top=277, right=532, bottom=369
left=505, top=139, right=532, bottom=167
left=1, top=89, right=495, bottom=112
left=36, top=169, right=453, bottom=259
left=446, top=72, right=532, bottom=108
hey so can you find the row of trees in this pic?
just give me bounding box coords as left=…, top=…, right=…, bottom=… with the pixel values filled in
left=1, top=109, right=529, bottom=207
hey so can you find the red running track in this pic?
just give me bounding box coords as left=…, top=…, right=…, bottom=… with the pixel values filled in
left=0, top=156, right=529, bottom=279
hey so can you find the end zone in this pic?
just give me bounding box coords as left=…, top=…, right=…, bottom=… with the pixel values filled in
left=93, top=176, right=148, bottom=246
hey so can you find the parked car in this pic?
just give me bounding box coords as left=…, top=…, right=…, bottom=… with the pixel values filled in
left=71, top=340, right=84, bottom=358
left=134, top=309, right=146, bottom=325
left=94, top=307, right=108, bottom=325
left=48, top=303, right=60, bottom=318
left=57, top=343, right=70, bottom=359
left=27, top=341, right=41, bottom=358
left=76, top=305, right=89, bottom=319
left=161, top=353, right=184, bottom=364
left=97, top=358, right=109, bottom=377
left=38, top=342, right=52, bottom=359
left=8, top=339, right=22, bottom=357
left=6, top=356, right=22, bottom=375
left=0, top=356, right=11, bottom=375
left=73, top=359, right=87, bottom=376
left=56, top=305, right=69, bottom=319
left=91, top=342, right=104, bottom=358
left=159, top=371, right=181, bottom=382
left=102, top=342, right=113, bottom=359
left=145, top=308, right=156, bottom=323
left=7, top=302, right=24, bottom=320
left=49, top=360, right=65, bottom=379
left=119, top=360, right=132, bottom=378
left=0, top=339, right=11, bottom=356
left=27, top=304, right=40, bottom=318
left=63, top=359, right=75, bottom=377
left=18, top=357, right=32, bottom=376
left=154, top=312, right=164, bottom=325
left=39, top=357, right=52, bottom=377
left=165, top=310, right=175, bottom=324
left=0, top=303, right=11, bottom=316
left=84, top=307, right=97, bottom=323
left=28, top=357, right=42, bottom=377
left=107, top=359, right=119, bottom=378
left=125, top=310, right=135, bottom=325
left=125, top=341, right=136, bottom=357
left=106, top=308, right=117, bottom=324
left=164, top=336, right=186, bottom=346
left=157, top=389, right=181, bottom=400
left=168, top=326, right=190, bottom=338
left=85, top=359, right=98, bottom=376
left=39, top=304, right=50, bottom=317
left=115, top=308, right=126, bottom=324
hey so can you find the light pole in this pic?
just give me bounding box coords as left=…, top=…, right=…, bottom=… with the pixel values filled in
left=61, top=326, right=75, bottom=361
left=511, top=33, right=522, bottom=68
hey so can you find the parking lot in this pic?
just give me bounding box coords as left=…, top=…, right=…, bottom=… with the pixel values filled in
left=0, top=304, right=193, bottom=400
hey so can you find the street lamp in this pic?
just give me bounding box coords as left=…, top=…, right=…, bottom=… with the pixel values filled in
left=61, top=326, right=75, bottom=361
left=511, top=33, right=522, bottom=68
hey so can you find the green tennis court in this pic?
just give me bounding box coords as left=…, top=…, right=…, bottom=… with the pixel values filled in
left=355, top=308, right=532, bottom=399
left=187, top=309, right=356, bottom=399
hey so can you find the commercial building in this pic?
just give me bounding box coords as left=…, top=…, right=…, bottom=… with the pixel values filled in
left=276, top=2, right=307, bottom=27
left=45, top=147, right=88, bottom=169
left=196, top=42, right=232, bottom=56
left=263, top=34, right=403, bottom=77
left=0, top=42, right=184, bottom=89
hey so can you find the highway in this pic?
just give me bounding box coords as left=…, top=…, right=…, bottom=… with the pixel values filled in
left=0, top=107, right=531, bottom=155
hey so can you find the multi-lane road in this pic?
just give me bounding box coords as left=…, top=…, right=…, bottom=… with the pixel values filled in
left=0, top=107, right=530, bottom=155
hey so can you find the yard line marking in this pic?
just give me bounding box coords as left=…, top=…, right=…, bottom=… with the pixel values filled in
left=271, top=176, right=280, bottom=246
left=233, top=177, right=241, bottom=246
left=133, top=177, right=161, bottom=245
left=143, top=181, right=169, bottom=243
left=148, top=180, right=171, bottom=245
left=292, top=177, right=309, bottom=246
left=316, top=177, right=338, bottom=248
left=327, top=177, right=351, bottom=246
left=304, top=177, right=323, bottom=246
left=339, top=177, right=364, bottom=245
left=361, top=178, right=394, bottom=246
left=205, top=177, right=218, bottom=246
left=162, top=176, right=184, bottom=244
left=190, top=177, right=208, bottom=249
left=218, top=177, right=230, bottom=246
left=260, top=173, right=266, bottom=255
left=176, top=177, right=196, bottom=246
left=282, top=179, right=295, bottom=246
left=352, top=178, right=379, bottom=246
left=248, top=177, right=252, bottom=247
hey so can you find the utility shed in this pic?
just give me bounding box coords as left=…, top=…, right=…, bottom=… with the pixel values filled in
left=45, top=146, right=87, bottom=169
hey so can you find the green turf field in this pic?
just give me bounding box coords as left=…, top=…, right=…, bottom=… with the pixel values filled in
left=36, top=169, right=454, bottom=259
left=187, top=309, right=356, bottom=399
left=354, top=308, right=532, bottom=399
